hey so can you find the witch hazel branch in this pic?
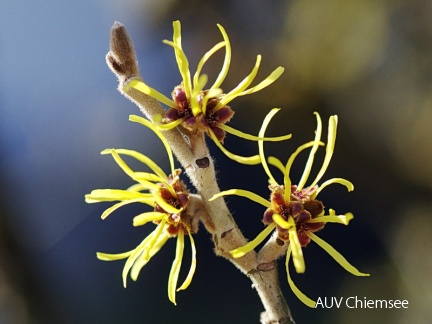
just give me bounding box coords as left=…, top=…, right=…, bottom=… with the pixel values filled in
left=85, top=21, right=369, bottom=324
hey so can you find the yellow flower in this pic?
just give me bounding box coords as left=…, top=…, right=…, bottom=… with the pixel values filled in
left=125, top=20, right=290, bottom=164
left=85, top=115, right=196, bottom=305
left=210, top=110, right=369, bottom=307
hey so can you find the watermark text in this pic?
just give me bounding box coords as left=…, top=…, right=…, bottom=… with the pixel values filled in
left=315, top=296, right=409, bottom=309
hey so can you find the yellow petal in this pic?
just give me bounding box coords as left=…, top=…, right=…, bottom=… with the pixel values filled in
left=172, top=21, right=193, bottom=98
left=102, top=149, right=160, bottom=190
left=100, top=198, right=155, bottom=220
left=208, top=129, right=261, bottom=165
left=307, top=232, right=370, bottom=277
left=209, top=189, right=270, bottom=208
left=267, top=156, right=285, bottom=179
left=238, top=66, right=285, bottom=95
left=96, top=250, right=133, bottom=261
left=168, top=231, right=185, bottom=305
left=143, top=218, right=167, bottom=262
left=310, top=115, right=338, bottom=187
left=122, top=219, right=168, bottom=288
left=258, top=109, right=281, bottom=184
left=125, top=79, right=176, bottom=108
left=284, top=141, right=320, bottom=203
left=85, top=189, right=150, bottom=203
left=218, top=123, right=292, bottom=142
left=315, top=178, right=354, bottom=198
left=286, top=246, right=316, bottom=308
left=202, top=88, right=223, bottom=116
left=163, top=40, right=189, bottom=81
left=130, top=231, right=170, bottom=282
left=308, top=212, right=354, bottom=225
left=129, top=115, right=176, bottom=175
left=133, top=212, right=166, bottom=227
left=215, top=55, right=262, bottom=110
left=230, top=223, right=276, bottom=258
left=103, top=148, right=168, bottom=181
left=210, top=24, right=231, bottom=89
left=272, top=213, right=295, bottom=229
left=157, top=117, right=187, bottom=131
left=126, top=183, right=147, bottom=192
left=177, top=229, right=196, bottom=291
left=190, top=74, right=207, bottom=116
left=289, top=227, right=305, bottom=273
left=163, top=22, right=192, bottom=100
left=153, top=191, right=182, bottom=215
left=297, top=112, right=323, bottom=190
left=131, top=174, right=177, bottom=200
left=131, top=171, right=164, bottom=183
left=122, top=233, right=155, bottom=287
left=102, top=149, right=134, bottom=177
left=193, top=41, right=225, bottom=89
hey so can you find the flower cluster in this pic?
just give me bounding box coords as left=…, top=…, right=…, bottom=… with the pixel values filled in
left=125, top=20, right=290, bottom=164
left=92, top=20, right=369, bottom=314
left=85, top=115, right=196, bottom=305
left=211, top=110, right=369, bottom=307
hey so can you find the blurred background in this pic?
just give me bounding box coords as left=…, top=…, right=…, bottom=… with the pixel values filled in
left=1, top=0, right=431, bottom=323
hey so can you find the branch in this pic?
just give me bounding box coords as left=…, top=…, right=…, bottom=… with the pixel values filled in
left=106, top=21, right=294, bottom=324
